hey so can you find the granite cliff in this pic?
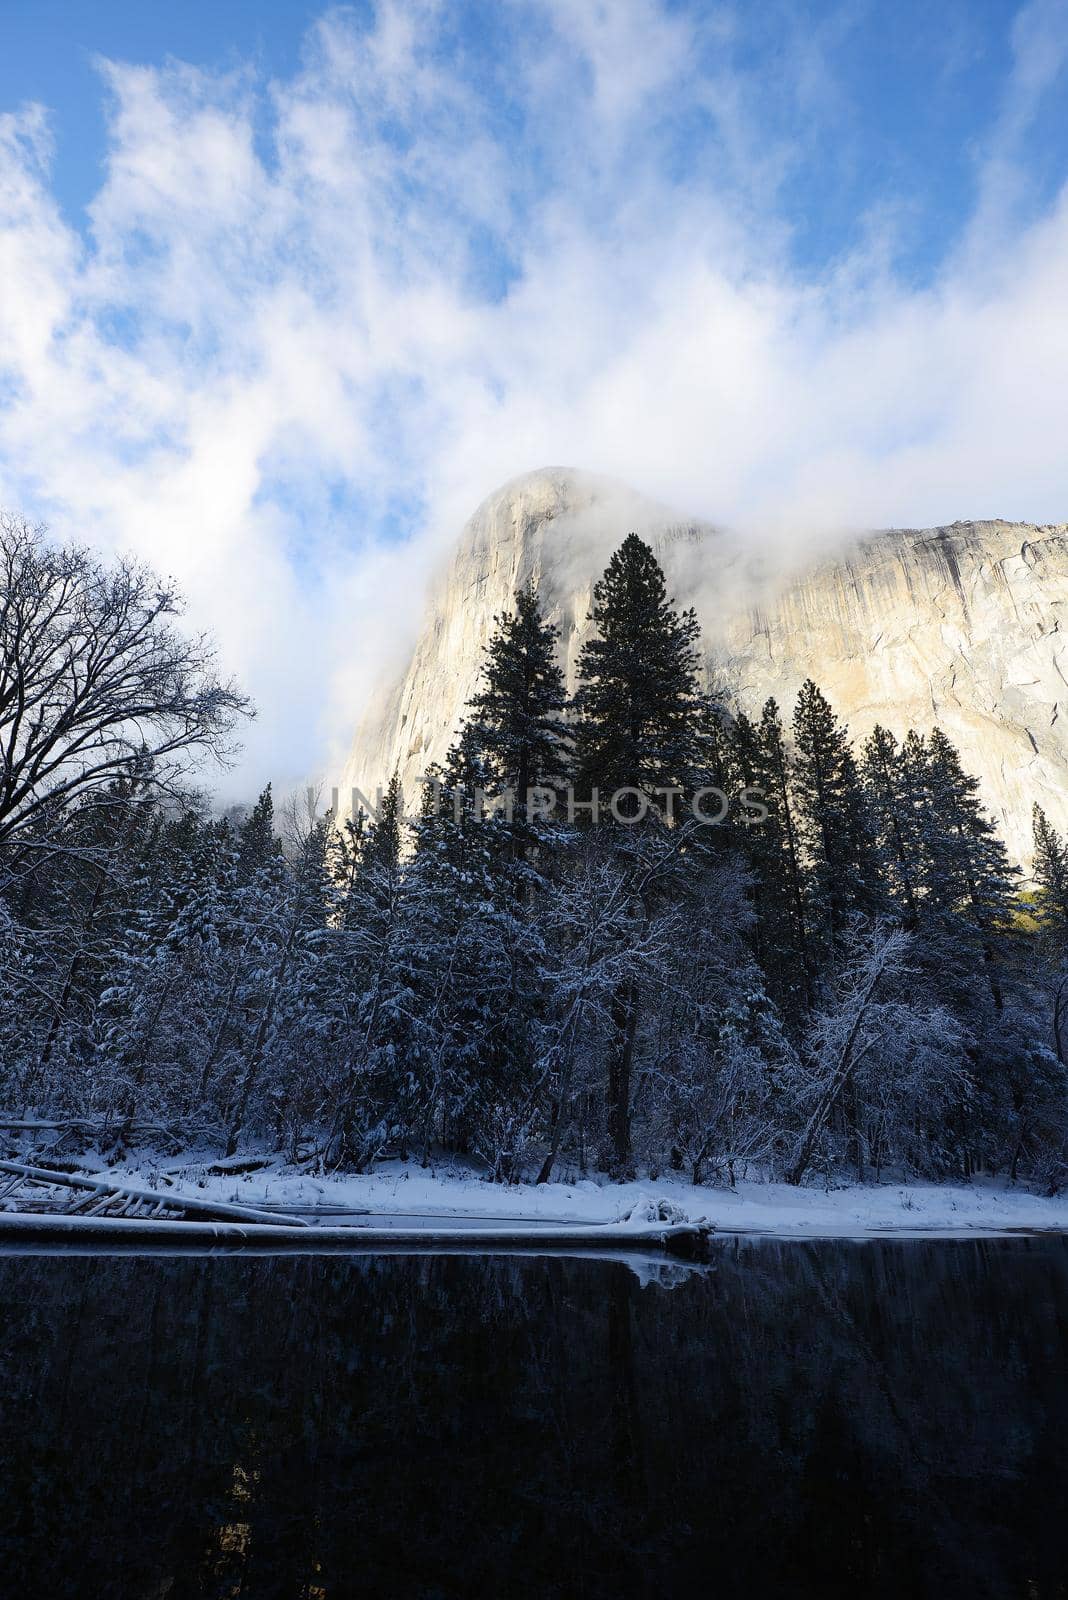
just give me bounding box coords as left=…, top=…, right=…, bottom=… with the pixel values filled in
left=340, top=468, right=1068, bottom=864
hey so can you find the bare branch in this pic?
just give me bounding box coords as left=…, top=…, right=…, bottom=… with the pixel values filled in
left=0, top=513, right=253, bottom=852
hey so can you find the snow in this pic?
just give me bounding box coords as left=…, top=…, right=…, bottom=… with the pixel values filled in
left=22, top=1151, right=1068, bottom=1239
left=0, top=1209, right=700, bottom=1250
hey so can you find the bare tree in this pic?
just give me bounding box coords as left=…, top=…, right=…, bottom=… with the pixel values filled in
left=0, top=514, right=251, bottom=852
left=785, top=922, right=966, bottom=1185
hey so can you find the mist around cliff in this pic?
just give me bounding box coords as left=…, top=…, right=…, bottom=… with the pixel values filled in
left=1, top=2, right=1067, bottom=796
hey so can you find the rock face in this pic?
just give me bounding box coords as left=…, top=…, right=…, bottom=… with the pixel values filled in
left=339, top=467, right=1068, bottom=864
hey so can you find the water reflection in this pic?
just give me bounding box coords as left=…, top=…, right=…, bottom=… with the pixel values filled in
left=1, top=1237, right=1066, bottom=1598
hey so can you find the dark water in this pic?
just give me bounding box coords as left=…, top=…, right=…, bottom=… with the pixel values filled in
left=1, top=1238, right=1067, bottom=1600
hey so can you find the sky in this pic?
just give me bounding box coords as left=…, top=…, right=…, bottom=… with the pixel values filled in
left=1, top=0, right=1067, bottom=799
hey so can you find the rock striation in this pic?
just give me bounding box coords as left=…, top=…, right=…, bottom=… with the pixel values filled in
left=339, top=467, right=1068, bottom=864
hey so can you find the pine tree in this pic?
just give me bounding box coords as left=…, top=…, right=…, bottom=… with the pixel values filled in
left=449, top=586, right=577, bottom=1170
left=323, top=789, right=417, bottom=1170
left=573, top=533, right=703, bottom=817
left=466, top=584, right=571, bottom=845
left=1032, top=804, right=1068, bottom=953
left=225, top=810, right=333, bottom=1155
left=366, top=772, right=403, bottom=874
left=1031, top=805, right=1068, bottom=1075
left=571, top=536, right=705, bottom=1169
left=327, top=807, right=367, bottom=914
left=395, top=729, right=527, bottom=1162
left=791, top=680, right=884, bottom=962
left=731, top=698, right=813, bottom=1018
left=238, top=784, right=279, bottom=879
left=861, top=724, right=923, bottom=927
left=918, top=728, right=1019, bottom=1010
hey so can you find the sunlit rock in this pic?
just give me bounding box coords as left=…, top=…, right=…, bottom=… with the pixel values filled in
left=341, top=467, right=1068, bottom=864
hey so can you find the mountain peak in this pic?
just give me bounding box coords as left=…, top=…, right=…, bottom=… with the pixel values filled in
left=341, top=473, right=1068, bottom=864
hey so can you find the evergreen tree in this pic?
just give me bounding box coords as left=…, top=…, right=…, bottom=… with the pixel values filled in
left=571, top=536, right=705, bottom=1169
left=324, top=792, right=417, bottom=1171
left=466, top=585, right=571, bottom=844
left=1030, top=804, right=1068, bottom=1074
left=918, top=728, right=1019, bottom=1010
left=861, top=724, right=922, bottom=927
left=366, top=772, right=403, bottom=874
left=225, top=806, right=334, bottom=1155
left=731, top=698, right=813, bottom=1019
left=327, top=807, right=367, bottom=913
left=238, top=784, right=279, bottom=879
left=399, top=729, right=527, bottom=1161
left=1032, top=804, right=1068, bottom=953
left=791, top=680, right=884, bottom=962
left=573, top=533, right=703, bottom=817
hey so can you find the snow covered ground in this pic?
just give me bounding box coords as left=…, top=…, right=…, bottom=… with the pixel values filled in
left=38, top=1152, right=1068, bottom=1239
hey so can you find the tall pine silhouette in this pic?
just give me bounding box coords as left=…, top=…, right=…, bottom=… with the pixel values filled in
left=466, top=584, right=571, bottom=878
left=572, top=535, right=703, bottom=1169
left=919, top=728, right=1018, bottom=1010
left=791, top=680, right=884, bottom=963
left=731, top=698, right=813, bottom=1019
left=574, top=533, right=702, bottom=817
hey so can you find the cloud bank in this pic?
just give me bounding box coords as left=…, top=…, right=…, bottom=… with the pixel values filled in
left=1, top=0, right=1067, bottom=796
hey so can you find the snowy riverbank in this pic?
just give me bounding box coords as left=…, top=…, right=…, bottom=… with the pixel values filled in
left=16, top=1151, right=1068, bottom=1239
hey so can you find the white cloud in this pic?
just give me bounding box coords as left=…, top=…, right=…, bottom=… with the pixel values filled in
left=0, top=0, right=1066, bottom=800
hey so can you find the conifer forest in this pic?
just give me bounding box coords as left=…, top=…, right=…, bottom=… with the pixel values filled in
left=4, top=515, right=1066, bottom=1192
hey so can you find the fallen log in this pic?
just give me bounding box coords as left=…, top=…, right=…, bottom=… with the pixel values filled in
left=0, top=1208, right=713, bottom=1256
left=0, top=1160, right=310, bottom=1228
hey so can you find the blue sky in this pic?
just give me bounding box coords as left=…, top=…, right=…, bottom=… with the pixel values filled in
left=3, top=2, right=316, bottom=220
left=1, top=1, right=1067, bottom=793
left=6, top=0, right=1062, bottom=281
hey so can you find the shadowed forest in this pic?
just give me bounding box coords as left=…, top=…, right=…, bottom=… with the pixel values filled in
left=3, top=517, right=1068, bottom=1186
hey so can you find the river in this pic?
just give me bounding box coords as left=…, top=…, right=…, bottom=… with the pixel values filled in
left=1, top=1236, right=1066, bottom=1597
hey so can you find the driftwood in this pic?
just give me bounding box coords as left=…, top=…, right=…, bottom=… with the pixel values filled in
left=0, top=1207, right=713, bottom=1258
left=0, top=1160, right=309, bottom=1227
left=0, top=1160, right=714, bottom=1258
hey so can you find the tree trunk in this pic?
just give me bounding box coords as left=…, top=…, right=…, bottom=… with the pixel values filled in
left=607, top=980, right=639, bottom=1173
